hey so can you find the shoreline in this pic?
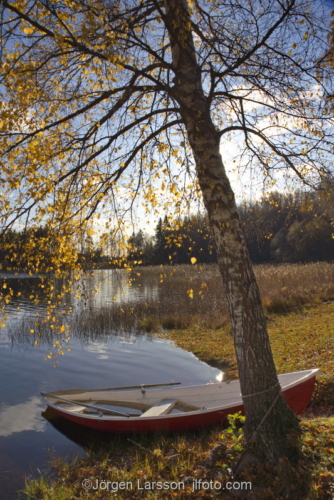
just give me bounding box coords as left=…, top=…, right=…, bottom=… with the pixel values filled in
left=22, top=301, right=334, bottom=499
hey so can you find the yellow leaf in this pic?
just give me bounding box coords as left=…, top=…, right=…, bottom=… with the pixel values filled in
left=22, top=26, right=34, bottom=34
left=190, top=257, right=197, bottom=264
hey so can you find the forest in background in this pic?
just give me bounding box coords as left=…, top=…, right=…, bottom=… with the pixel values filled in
left=125, top=182, right=334, bottom=265
left=1, top=185, right=333, bottom=271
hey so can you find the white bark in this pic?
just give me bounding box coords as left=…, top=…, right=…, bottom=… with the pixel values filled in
left=164, top=0, right=299, bottom=459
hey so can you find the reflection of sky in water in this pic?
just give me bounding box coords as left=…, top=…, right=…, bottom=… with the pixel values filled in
left=0, top=269, right=158, bottom=323
left=0, top=333, right=10, bottom=348
left=76, top=269, right=159, bottom=309
left=83, top=342, right=110, bottom=359
left=82, top=334, right=153, bottom=359
left=0, top=396, right=46, bottom=437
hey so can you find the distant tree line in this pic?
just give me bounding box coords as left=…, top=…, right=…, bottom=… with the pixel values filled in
left=127, top=214, right=217, bottom=265
left=127, top=187, right=334, bottom=265
left=240, top=187, right=334, bottom=264
left=0, top=226, right=51, bottom=272
left=1, top=187, right=333, bottom=271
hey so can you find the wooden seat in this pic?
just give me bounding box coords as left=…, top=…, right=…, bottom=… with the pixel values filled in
left=62, top=401, right=98, bottom=414
left=140, top=399, right=177, bottom=417
left=62, top=405, right=88, bottom=414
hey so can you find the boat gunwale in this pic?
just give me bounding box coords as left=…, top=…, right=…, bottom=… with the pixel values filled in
left=43, top=368, right=320, bottom=422
left=44, top=368, right=319, bottom=400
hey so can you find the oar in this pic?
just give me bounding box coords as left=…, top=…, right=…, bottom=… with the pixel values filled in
left=41, top=392, right=131, bottom=418
left=49, top=382, right=181, bottom=395
left=84, top=381, right=182, bottom=392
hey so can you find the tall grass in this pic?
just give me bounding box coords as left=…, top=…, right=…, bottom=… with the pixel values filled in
left=256, top=262, right=334, bottom=314
left=117, top=262, right=334, bottom=330
left=7, top=262, right=334, bottom=342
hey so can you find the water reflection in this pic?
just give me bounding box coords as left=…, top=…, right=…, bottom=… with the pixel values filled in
left=0, top=396, right=46, bottom=437
left=1, top=266, right=226, bottom=338
left=42, top=408, right=125, bottom=450
left=0, top=268, right=225, bottom=500
left=84, top=342, right=111, bottom=360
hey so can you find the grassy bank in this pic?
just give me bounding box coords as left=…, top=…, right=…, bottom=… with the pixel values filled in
left=23, top=415, right=334, bottom=500
left=21, top=263, right=334, bottom=499
left=159, top=301, right=334, bottom=383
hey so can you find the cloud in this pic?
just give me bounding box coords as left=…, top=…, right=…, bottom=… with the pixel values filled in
left=0, top=396, right=46, bottom=437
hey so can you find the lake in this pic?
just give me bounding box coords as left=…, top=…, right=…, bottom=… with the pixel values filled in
left=0, top=270, right=222, bottom=500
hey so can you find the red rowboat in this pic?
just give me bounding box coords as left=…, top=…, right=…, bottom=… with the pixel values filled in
left=41, top=368, right=319, bottom=433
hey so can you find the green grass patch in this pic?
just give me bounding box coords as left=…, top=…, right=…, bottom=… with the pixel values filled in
left=159, top=301, right=334, bottom=386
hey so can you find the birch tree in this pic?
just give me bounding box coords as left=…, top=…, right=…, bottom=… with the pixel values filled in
left=1, top=0, right=333, bottom=465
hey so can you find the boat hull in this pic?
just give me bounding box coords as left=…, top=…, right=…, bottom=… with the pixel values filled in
left=45, top=370, right=318, bottom=433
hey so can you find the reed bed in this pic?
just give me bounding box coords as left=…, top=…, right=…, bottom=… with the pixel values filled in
left=108, top=262, right=334, bottom=332
left=255, top=262, right=334, bottom=313
left=6, top=262, right=334, bottom=345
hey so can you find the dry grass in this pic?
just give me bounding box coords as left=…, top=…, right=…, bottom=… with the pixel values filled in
left=82, top=262, right=334, bottom=333
left=23, top=415, right=334, bottom=500
left=7, top=262, right=334, bottom=344
left=127, top=262, right=334, bottom=329
left=256, top=262, right=334, bottom=314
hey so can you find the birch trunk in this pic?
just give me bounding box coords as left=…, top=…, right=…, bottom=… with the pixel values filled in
left=164, top=0, right=299, bottom=461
